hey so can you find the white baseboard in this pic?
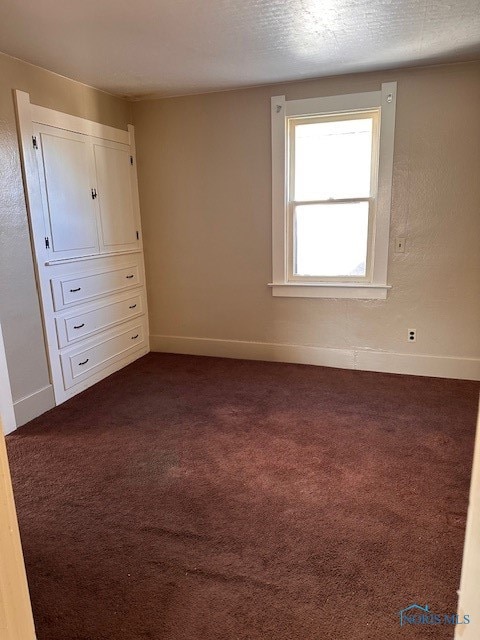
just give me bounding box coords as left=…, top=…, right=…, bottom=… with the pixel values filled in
left=356, top=350, right=480, bottom=380
left=150, top=334, right=480, bottom=381
left=13, top=385, right=55, bottom=429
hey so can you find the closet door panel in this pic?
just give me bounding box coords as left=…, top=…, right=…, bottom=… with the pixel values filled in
left=93, top=143, right=138, bottom=252
left=37, top=128, right=99, bottom=259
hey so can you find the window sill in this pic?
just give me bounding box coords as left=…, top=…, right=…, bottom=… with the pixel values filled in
left=268, top=282, right=391, bottom=299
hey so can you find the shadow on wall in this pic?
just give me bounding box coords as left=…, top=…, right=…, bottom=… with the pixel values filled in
left=0, top=322, right=16, bottom=434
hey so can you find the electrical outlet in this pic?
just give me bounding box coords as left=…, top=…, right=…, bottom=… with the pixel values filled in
left=395, top=237, right=406, bottom=253
left=408, top=328, right=416, bottom=342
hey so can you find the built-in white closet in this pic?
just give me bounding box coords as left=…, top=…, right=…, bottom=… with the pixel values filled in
left=15, top=91, right=149, bottom=405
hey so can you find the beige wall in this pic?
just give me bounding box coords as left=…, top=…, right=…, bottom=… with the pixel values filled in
left=0, top=53, right=131, bottom=413
left=133, top=62, right=480, bottom=366
left=1, top=55, right=478, bottom=402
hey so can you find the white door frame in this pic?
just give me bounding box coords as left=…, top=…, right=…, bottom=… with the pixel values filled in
left=0, top=420, right=36, bottom=638
left=455, top=401, right=480, bottom=638
left=0, top=322, right=36, bottom=638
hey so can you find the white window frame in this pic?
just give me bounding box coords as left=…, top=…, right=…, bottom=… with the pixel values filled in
left=269, top=82, right=397, bottom=300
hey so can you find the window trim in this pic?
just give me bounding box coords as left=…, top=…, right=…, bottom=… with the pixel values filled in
left=287, top=109, right=380, bottom=284
left=270, top=83, right=397, bottom=300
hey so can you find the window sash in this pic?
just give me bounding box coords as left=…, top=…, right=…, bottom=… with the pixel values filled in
left=287, top=200, right=376, bottom=282
left=286, top=109, right=380, bottom=283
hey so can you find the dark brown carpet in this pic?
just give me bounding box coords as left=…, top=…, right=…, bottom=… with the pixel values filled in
left=6, top=353, right=479, bottom=640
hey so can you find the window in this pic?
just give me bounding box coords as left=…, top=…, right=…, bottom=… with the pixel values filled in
left=270, top=83, right=396, bottom=299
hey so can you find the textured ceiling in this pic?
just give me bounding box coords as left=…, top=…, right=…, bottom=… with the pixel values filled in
left=0, top=0, right=479, bottom=99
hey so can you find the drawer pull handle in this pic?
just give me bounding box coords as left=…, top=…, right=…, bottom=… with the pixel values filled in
left=78, top=358, right=89, bottom=366
left=73, top=323, right=85, bottom=329
left=129, top=304, right=137, bottom=309
left=70, top=287, right=81, bottom=292
left=126, top=274, right=134, bottom=279
left=131, top=334, right=139, bottom=340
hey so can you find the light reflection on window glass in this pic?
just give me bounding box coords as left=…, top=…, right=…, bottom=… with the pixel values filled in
left=295, top=202, right=369, bottom=277
left=294, top=117, right=373, bottom=201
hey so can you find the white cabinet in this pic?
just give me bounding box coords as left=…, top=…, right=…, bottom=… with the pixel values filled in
left=33, top=126, right=140, bottom=261
left=16, top=91, right=149, bottom=406
left=55, top=292, right=144, bottom=348
left=93, top=141, right=138, bottom=252
left=44, top=254, right=148, bottom=402
left=50, top=263, right=141, bottom=311
left=36, top=126, right=99, bottom=259
left=59, top=319, right=147, bottom=389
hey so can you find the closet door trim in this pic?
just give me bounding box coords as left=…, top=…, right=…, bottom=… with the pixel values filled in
left=30, top=102, right=130, bottom=145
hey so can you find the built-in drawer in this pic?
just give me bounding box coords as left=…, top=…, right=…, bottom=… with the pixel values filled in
left=51, top=264, right=141, bottom=311
left=55, top=292, right=144, bottom=348
left=59, top=321, right=146, bottom=389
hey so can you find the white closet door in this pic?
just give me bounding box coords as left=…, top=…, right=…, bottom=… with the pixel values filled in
left=93, top=141, right=139, bottom=252
left=36, top=126, right=99, bottom=260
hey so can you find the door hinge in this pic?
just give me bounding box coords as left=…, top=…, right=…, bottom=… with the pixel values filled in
left=136, top=230, right=139, bottom=240
left=45, top=237, right=50, bottom=249
left=130, top=156, right=134, bottom=165
left=32, top=136, right=38, bottom=149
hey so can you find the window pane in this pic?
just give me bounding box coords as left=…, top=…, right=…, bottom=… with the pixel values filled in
left=295, top=202, right=369, bottom=277
left=293, top=117, right=373, bottom=201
